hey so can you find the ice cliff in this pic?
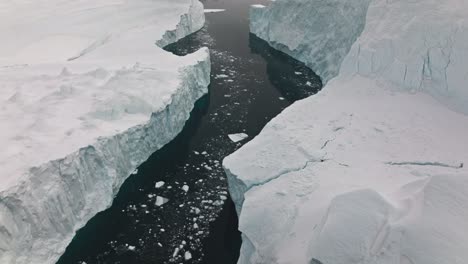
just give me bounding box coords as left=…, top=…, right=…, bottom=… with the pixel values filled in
left=225, top=0, right=468, bottom=263
left=0, top=0, right=209, bottom=263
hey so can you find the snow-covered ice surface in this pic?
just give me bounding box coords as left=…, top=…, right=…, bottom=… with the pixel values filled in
left=0, top=0, right=209, bottom=263
left=225, top=0, right=468, bottom=263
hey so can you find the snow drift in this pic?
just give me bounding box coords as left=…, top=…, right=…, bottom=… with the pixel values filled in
left=225, top=0, right=468, bottom=263
left=0, top=0, right=209, bottom=263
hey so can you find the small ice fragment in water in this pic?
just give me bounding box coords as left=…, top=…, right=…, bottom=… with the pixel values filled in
left=228, top=133, right=248, bottom=143
left=185, top=251, right=192, bottom=260
left=155, top=196, right=169, bottom=206
left=128, top=245, right=136, bottom=251
left=182, top=185, right=189, bottom=192
left=279, top=97, right=285, bottom=100
left=294, top=71, right=302, bottom=75
left=131, top=169, right=138, bottom=175
left=173, top=247, right=180, bottom=257
left=306, top=81, right=312, bottom=86
left=215, top=74, right=229, bottom=79
left=155, top=181, right=165, bottom=188
left=204, top=9, right=226, bottom=13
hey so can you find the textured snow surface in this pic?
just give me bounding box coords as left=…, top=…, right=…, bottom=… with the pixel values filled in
left=0, top=0, right=209, bottom=263
left=225, top=0, right=468, bottom=263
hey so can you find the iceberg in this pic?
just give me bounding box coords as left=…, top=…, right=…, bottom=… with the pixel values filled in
left=0, top=0, right=209, bottom=263
left=225, top=0, right=468, bottom=263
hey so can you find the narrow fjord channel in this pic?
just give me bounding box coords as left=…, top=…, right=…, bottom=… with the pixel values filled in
left=58, top=0, right=322, bottom=263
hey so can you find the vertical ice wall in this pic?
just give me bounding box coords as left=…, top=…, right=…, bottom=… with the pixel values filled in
left=0, top=1, right=210, bottom=263
left=225, top=0, right=468, bottom=263
left=250, top=0, right=372, bottom=84
left=251, top=0, right=468, bottom=114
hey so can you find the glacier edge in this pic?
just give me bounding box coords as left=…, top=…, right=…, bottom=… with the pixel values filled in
left=0, top=1, right=210, bottom=263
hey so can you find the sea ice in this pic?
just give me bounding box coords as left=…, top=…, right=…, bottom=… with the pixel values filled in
left=228, top=133, right=249, bottom=143
left=155, top=196, right=170, bottom=207
left=0, top=1, right=209, bottom=263
left=225, top=0, right=468, bottom=263
left=185, top=251, right=192, bottom=260
left=155, top=181, right=165, bottom=188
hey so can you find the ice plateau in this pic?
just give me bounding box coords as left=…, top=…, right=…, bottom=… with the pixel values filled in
left=225, top=0, right=468, bottom=263
left=0, top=0, right=209, bottom=263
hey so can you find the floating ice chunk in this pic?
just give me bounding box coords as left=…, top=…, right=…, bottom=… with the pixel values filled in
left=185, top=251, right=192, bottom=260
left=172, top=247, right=180, bottom=258
left=204, top=9, right=226, bottom=13
left=128, top=245, right=136, bottom=251
left=228, top=133, right=248, bottom=143
left=294, top=71, right=302, bottom=75
left=215, top=74, right=229, bottom=79
left=155, top=181, right=165, bottom=188
left=131, top=169, right=138, bottom=175
left=155, top=196, right=169, bottom=206
left=182, top=185, right=189, bottom=192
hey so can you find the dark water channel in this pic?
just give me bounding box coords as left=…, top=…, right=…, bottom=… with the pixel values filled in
left=58, top=0, right=322, bottom=263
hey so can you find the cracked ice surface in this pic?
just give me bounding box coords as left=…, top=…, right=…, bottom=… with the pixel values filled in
left=0, top=0, right=209, bottom=263
left=225, top=0, right=468, bottom=263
